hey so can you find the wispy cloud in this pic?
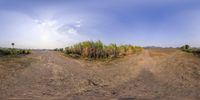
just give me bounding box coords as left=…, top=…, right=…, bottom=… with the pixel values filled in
left=0, top=10, right=88, bottom=49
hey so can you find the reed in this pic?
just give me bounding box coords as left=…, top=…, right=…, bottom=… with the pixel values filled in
left=64, top=40, right=143, bottom=59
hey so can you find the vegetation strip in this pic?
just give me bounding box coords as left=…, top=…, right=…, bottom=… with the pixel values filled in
left=181, top=45, right=200, bottom=56
left=0, top=48, right=31, bottom=56
left=55, top=40, right=143, bottom=59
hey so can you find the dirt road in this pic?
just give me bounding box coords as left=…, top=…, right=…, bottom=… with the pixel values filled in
left=0, top=49, right=200, bottom=100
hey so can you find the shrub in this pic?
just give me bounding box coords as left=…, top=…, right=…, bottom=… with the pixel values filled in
left=181, top=44, right=190, bottom=50
left=25, top=50, right=31, bottom=54
left=54, top=48, right=64, bottom=52
left=180, top=45, right=200, bottom=56
left=0, top=48, right=31, bottom=56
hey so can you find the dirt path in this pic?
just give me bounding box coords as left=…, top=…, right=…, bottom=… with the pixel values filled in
left=0, top=49, right=200, bottom=100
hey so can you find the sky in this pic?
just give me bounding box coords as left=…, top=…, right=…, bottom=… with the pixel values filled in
left=0, top=0, right=200, bottom=49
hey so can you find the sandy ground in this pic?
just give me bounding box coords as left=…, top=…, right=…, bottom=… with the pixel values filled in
left=0, top=49, right=200, bottom=100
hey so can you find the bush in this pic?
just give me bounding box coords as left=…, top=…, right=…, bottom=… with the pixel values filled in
left=181, top=44, right=190, bottom=50
left=54, top=48, right=64, bottom=52
left=0, top=48, right=31, bottom=56
left=180, top=45, right=200, bottom=56
left=64, top=40, right=143, bottom=59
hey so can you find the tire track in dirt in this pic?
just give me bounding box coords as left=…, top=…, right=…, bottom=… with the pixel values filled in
left=109, top=49, right=200, bottom=100
left=1, top=49, right=200, bottom=100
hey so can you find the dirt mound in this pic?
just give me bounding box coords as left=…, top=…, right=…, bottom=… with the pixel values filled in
left=0, top=49, right=200, bottom=100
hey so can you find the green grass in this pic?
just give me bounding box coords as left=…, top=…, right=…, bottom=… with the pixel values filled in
left=63, top=40, right=143, bottom=59
left=0, top=48, right=31, bottom=56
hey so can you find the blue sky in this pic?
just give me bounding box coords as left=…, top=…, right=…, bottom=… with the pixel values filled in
left=0, top=0, right=200, bottom=49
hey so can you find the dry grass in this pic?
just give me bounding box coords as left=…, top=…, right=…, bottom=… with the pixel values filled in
left=0, top=56, right=37, bottom=73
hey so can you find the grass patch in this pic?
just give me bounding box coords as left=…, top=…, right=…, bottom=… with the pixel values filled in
left=0, top=56, right=34, bottom=69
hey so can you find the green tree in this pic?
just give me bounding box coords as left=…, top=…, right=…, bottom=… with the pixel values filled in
left=11, top=43, right=15, bottom=48
left=181, top=44, right=190, bottom=50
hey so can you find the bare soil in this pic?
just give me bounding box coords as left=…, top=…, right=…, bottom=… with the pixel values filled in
left=0, top=49, right=200, bottom=100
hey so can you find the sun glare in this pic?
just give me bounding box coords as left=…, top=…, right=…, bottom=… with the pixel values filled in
left=34, top=19, right=58, bottom=42
left=41, top=35, right=48, bottom=41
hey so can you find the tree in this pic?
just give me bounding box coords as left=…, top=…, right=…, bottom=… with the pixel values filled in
left=185, top=45, right=190, bottom=49
left=181, top=44, right=190, bottom=50
left=11, top=43, right=15, bottom=49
